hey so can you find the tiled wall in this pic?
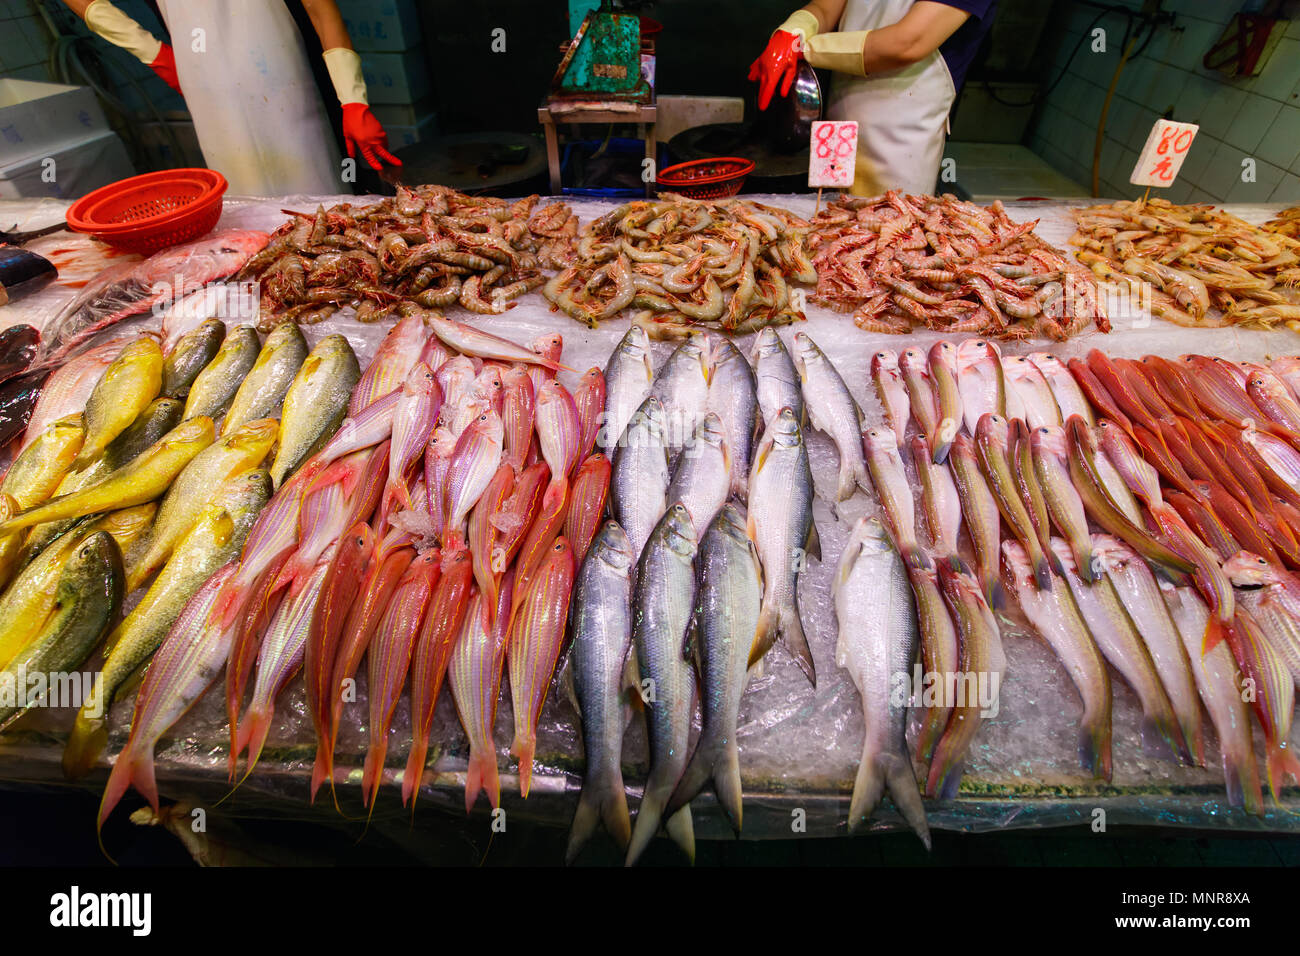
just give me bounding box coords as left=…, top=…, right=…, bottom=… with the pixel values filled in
left=0, top=0, right=53, bottom=81
left=1027, top=0, right=1300, bottom=205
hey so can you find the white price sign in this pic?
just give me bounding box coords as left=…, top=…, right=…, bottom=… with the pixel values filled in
left=1130, top=120, right=1199, bottom=188
left=808, top=120, right=858, bottom=188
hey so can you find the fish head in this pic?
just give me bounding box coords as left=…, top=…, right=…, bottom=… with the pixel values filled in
left=900, top=347, right=927, bottom=375
left=467, top=410, right=504, bottom=446
left=578, top=367, right=604, bottom=393
left=660, top=503, right=698, bottom=558
left=403, top=361, right=436, bottom=395
left=164, top=416, right=217, bottom=449
left=1222, top=550, right=1280, bottom=588
left=751, top=327, right=784, bottom=363
left=530, top=332, right=564, bottom=363
left=927, top=339, right=957, bottom=371
left=593, top=521, right=635, bottom=571
left=1002, top=354, right=1035, bottom=384
left=863, top=425, right=898, bottom=457
left=770, top=406, right=802, bottom=447
left=62, top=530, right=124, bottom=600
left=427, top=426, right=457, bottom=462
left=263, top=321, right=306, bottom=352
left=870, top=348, right=899, bottom=376
left=226, top=417, right=281, bottom=454
left=696, top=412, right=726, bottom=449
left=217, top=468, right=273, bottom=513
left=956, top=337, right=998, bottom=371
left=1064, top=414, right=1094, bottom=452
left=1030, top=424, right=1066, bottom=458
left=975, top=412, right=1009, bottom=450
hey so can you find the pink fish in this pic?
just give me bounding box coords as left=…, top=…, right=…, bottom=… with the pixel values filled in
left=529, top=332, right=565, bottom=396
left=349, top=312, right=425, bottom=415
left=306, top=523, right=373, bottom=802
left=508, top=537, right=575, bottom=797
left=512, top=477, right=570, bottom=607
left=442, top=410, right=504, bottom=552
left=402, top=548, right=474, bottom=807
left=468, top=464, right=515, bottom=623
left=20, top=341, right=119, bottom=452
left=573, top=368, right=606, bottom=462
left=383, top=362, right=441, bottom=515
left=501, top=365, right=536, bottom=473
left=536, top=380, right=581, bottom=480
left=490, top=461, right=549, bottom=573
left=564, top=454, right=611, bottom=562
left=98, top=564, right=237, bottom=832
left=362, top=550, right=440, bottom=809
left=424, top=426, right=456, bottom=536
left=419, top=336, right=450, bottom=373
left=449, top=571, right=514, bottom=812
left=436, top=356, right=478, bottom=416
left=425, top=314, right=567, bottom=371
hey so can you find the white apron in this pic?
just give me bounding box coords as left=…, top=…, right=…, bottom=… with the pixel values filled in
left=158, top=0, right=342, bottom=196
left=825, top=0, right=957, bottom=197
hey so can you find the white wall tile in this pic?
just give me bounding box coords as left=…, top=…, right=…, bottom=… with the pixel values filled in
left=1224, top=157, right=1286, bottom=203
left=1199, top=140, right=1248, bottom=200
left=1248, top=38, right=1300, bottom=102
left=1197, top=82, right=1248, bottom=138
left=1225, top=95, right=1283, bottom=155
left=1257, top=105, right=1300, bottom=172
left=1178, top=133, right=1218, bottom=187
left=1272, top=172, right=1300, bottom=203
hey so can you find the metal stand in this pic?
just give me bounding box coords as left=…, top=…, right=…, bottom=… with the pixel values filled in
left=537, top=99, right=658, bottom=198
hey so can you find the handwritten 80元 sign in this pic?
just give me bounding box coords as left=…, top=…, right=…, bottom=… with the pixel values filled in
left=1129, top=120, right=1199, bottom=188
left=809, top=120, right=858, bottom=188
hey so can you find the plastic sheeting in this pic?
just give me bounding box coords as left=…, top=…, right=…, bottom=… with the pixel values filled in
left=0, top=193, right=1298, bottom=844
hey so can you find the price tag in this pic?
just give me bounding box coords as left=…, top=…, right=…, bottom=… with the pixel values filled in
left=1130, top=120, right=1199, bottom=188
left=809, top=120, right=858, bottom=188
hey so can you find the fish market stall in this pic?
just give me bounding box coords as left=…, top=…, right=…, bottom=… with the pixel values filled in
left=1, top=186, right=1300, bottom=866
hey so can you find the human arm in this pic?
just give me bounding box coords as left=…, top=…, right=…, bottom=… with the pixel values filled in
left=301, top=0, right=401, bottom=170
left=805, top=1, right=972, bottom=76
left=61, top=0, right=181, bottom=93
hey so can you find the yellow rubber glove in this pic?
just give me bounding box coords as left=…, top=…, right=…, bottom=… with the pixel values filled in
left=778, top=9, right=821, bottom=48
left=805, top=30, right=872, bottom=76
left=84, top=0, right=162, bottom=63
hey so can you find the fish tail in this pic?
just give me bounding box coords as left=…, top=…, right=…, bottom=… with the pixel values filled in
left=1265, top=743, right=1300, bottom=804
left=625, top=783, right=668, bottom=867
left=1182, top=712, right=1207, bottom=769
left=62, top=708, right=107, bottom=781
left=236, top=703, right=275, bottom=782
left=362, top=735, right=389, bottom=809
left=664, top=806, right=695, bottom=864
left=883, top=753, right=930, bottom=849
left=308, top=746, right=333, bottom=804
left=1030, top=546, right=1053, bottom=591
left=511, top=733, right=536, bottom=799
left=97, top=743, right=157, bottom=831
left=855, top=466, right=872, bottom=498
left=930, top=432, right=952, bottom=467
left=1201, top=614, right=1226, bottom=655
left=945, top=554, right=970, bottom=576
left=1074, top=539, right=1098, bottom=583
left=781, top=601, right=817, bottom=687
left=902, top=545, right=932, bottom=571
left=465, top=743, right=501, bottom=814
left=1139, top=708, right=1187, bottom=765
left=981, top=570, right=1004, bottom=611
left=925, top=729, right=968, bottom=800
left=566, top=775, right=633, bottom=865
left=667, top=738, right=742, bottom=835
left=1223, top=750, right=1264, bottom=816
left=402, top=735, right=428, bottom=808
left=1080, top=716, right=1113, bottom=782
left=835, top=461, right=856, bottom=502
left=847, top=745, right=887, bottom=835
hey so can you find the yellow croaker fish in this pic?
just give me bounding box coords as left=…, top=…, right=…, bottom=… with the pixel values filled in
left=72, top=338, right=164, bottom=470
left=269, top=334, right=360, bottom=488
left=0, top=495, right=22, bottom=590
left=0, top=418, right=214, bottom=537
left=183, top=325, right=260, bottom=421
left=63, top=471, right=271, bottom=778
left=0, top=505, right=155, bottom=670
left=1, top=414, right=86, bottom=510
left=125, top=418, right=277, bottom=591
left=220, top=322, right=307, bottom=435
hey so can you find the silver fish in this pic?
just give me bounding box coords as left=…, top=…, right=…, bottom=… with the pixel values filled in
left=750, top=327, right=802, bottom=429
left=834, top=517, right=929, bottom=846
left=666, top=504, right=760, bottom=834
left=793, top=331, right=869, bottom=501
left=600, top=325, right=654, bottom=454
left=747, top=407, right=818, bottom=685
left=706, top=337, right=758, bottom=501
left=626, top=504, right=698, bottom=866
left=666, top=412, right=730, bottom=538
left=871, top=348, right=910, bottom=446
left=567, top=522, right=635, bottom=863
left=863, top=426, right=927, bottom=570
left=650, top=332, right=710, bottom=456
left=610, top=394, right=669, bottom=561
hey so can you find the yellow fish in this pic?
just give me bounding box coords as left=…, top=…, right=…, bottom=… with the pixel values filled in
left=73, top=338, right=164, bottom=470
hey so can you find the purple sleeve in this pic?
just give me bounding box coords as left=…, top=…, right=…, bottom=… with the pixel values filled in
left=932, top=0, right=997, bottom=21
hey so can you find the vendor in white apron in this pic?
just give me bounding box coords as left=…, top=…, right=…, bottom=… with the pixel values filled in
left=62, top=0, right=401, bottom=195
left=751, top=0, right=998, bottom=197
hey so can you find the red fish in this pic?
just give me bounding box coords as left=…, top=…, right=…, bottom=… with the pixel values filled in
left=573, top=367, right=606, bottom=463
left=564, top=454, right=611, bottom=562
left=467, top=464, right=514, bottom=624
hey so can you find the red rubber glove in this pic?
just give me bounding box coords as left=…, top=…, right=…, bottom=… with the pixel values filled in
left=341, top=102, right=401, bottom=170
left=149, top=43, right=182, bottom=95
left=748, top=30, right=803, bottom=111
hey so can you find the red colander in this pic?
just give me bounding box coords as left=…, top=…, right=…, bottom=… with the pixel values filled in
left=66, top=168, right=228, bottom=255
left=656, top=158, right=754, bottom=200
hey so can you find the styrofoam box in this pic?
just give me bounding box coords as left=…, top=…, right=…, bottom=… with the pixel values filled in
left=339, top=0, right=421, bottom=53
left=0, top=128, right=135, bottom=199
left=383, top=112, right=438, bottom=150
left=360, top=49, right=431, bottom=104
left=0, top=78, right=111, bottom=165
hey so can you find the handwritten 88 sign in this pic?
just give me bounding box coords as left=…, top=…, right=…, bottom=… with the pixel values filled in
left=809, top=120, right=859, bottom=189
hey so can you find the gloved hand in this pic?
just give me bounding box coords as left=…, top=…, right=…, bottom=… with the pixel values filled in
left=341, top=103, right=401, bottom=170
left=323, top=47, right=402, bottom=170
left=83, top=0, right=182, bottom=94
left=748, top=10, right=820, bottom=111
left=148, top=44, right=182, bottom=95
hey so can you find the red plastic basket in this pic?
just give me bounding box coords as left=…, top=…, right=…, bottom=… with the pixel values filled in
left=67, top=168, right=228, bottom=255
left=656, top=157, right=754, bottom=200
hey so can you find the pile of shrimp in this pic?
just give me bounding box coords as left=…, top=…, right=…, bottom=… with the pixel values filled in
left=807, top=191, right=1107, bottom=341
left=237, top=184, right=577, bottom=331
left=1071, top=198, right=1300, bottom=330
left=1264, top=206, right=1300, bottom=241
left=541, top=194, right=816, bottom=339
